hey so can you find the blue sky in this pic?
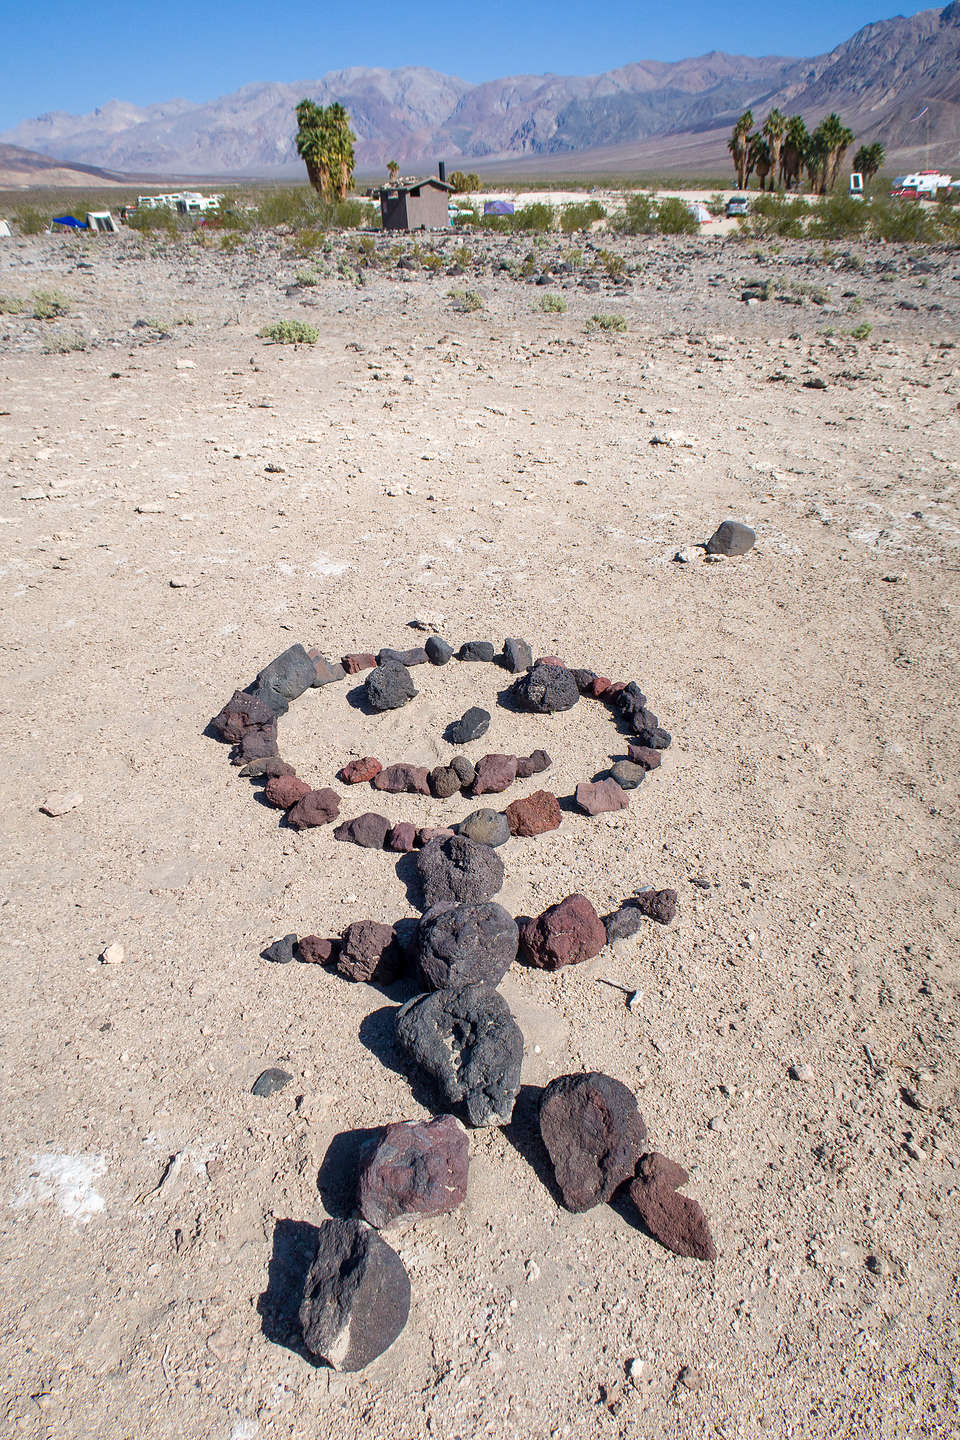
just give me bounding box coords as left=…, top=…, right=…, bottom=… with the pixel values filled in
left=0, top=0, right=935, bottom=132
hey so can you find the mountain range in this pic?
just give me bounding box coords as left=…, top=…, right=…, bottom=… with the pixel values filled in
left=2, top=3, right=958, bottom=181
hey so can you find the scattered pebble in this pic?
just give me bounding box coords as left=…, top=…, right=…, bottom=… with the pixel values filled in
left=99, top=942, right=125, bottom=965
left=789, top=1062, right=815, bottom=1082
left=251, top=1067, right=293, bottom=1097
left=705, top=520, right=756, bottom=557
left=450, top=706, right=491, bottom=745
left=40, top=791, right=83, bottom=817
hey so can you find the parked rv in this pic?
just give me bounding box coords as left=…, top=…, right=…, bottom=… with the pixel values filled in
left=890, top=171, right=952, bottom=200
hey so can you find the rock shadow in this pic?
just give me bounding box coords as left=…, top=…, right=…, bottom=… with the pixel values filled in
left=316, top=1125, right=385, bottom=1218
left=257, top=1217, right=319, bottom=1360
left=358, top=1003, right=440, bottom=1115
left=343, top=682, right=381, bottom=716
left=394, top=850, right=426, bottom=910
left=501, top=1082, right=564, bottom=1207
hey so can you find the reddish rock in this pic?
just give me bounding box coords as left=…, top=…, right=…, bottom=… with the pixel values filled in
left=341, top=653, right=376, bottom=674
left=604, top=682, right=628, bottom=701
left=372, top=764, right=430, bottom=796
left=588, top=676, right=612, bottom=699
left=504, top=789, right=562, bottom=837
left=634, top=888, right=678, bottom=925
left=333, top=812, right=391, bottom=849
left=358, top=1115, right=470, bottom=1228
left=387, top=822, right=417, bottom=853
left=629, top=1152, right=716, bottom=1262
left=472, top=754, right=518, bottom=796
left=516, top=749, right=552, bottom=779
left=417, top=826, right=456, bottom=846
left=539, top=1073, right=647, bottom=1212
left=287, top=787, right=341, bottom=829
left=264, top=774, right=312, bottom=809
left=519, top=894, right=606, bottom=970
left=309, top=652, right=347, bottom=686
left=537, top=656, right=566, bottom=667
left=230, top=721, right=279, bottom=766
left=337, top=920, right=404, bottom=984
left=297, top=935, right=340, bottom=965
left=576, top=779, right=630, bottom=816
left=211, top=689, right=275, bottom=744
left=627, top=744, right=662, bottom=770
left=340, top=756, right=383, bottom=785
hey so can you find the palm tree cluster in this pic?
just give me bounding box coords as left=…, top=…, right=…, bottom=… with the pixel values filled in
left=295, top=100, right=356, bottom=202
left=729, top=109, right=861, bottom=195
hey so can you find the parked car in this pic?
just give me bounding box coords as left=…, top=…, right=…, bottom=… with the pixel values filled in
left=726, top=195, right=750, bottom=217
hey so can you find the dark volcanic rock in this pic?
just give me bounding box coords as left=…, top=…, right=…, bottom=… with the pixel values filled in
left=450, top=755, right=477, bottom=787
left=425, top=635, right=454, bottom=665
left=458, top=640, right=495, bottom=662
left=450, top=706, right=490, bottom=745
left=395, top=983, right=523, bottom=1126
left=539, top=1072, right=648, bottom=1212
left=251, top=1066, right=293, bottom=1096
left=614, top=681, right=647, bottom=728
left=299, top=1218, right=411, bottom=1370
left=264, top=774, right=312, bottom=809
left=365, top=662, right=417, bottom=712
left=501, top=637, right=533, bottom=673
left=253, top=644, right=317, bottom=717
left=516, top=749, right=552, bottom=779
left=633, top=888, right=678, bottom=925
left=429, top=765, right=462, bottom=799
left=417, top=901, right=518, bottom=989
left=416, top=835, right=505, bottom=909
left=603, top=904, right=647, bottom=945
left=635, top=725, right=672, bottom=750
left=337, top=920, right=404, bottom=984
left=309, top=653, right=347, bottom=687
left=263, top=933, right=298, bottom=964
left=576, top=778, right=629, bottom=815
left=342, top=652, right=376, bottom=674
left=333, top=812, right=391, bottom=848
left=456, top=808, right=510, bottom=848
left=504, top=789, right=562, bottom=837
left=230, top=722, right=279, bottom=765
left=519, top=894, right=606, bottom=970
left=472, top=754, right=518, bottom=795
left=626, top=744, right=661, bottom=770
left=358, top=1115, right=470, bottom=1228
left=286, top=787, right=341, bottom=829
left=297, top=935, right=339, bottom=964
left=705, top=520, right=756, bottom=557
left=629, top=1153, right=716, bottom=1261
left=387, top=821, right=417, bottom=853
left=610, top=760, right=645, bottom=791
left=211, top=688, right=275, bottom=744
left=340, top=756, right=383, bottom=784
left=511, top=663, right=579, bottom=714
left=372, top=763, right=430, bottom=796
left=239, top=755, right=295, bottom=779
left=378, top=646, right=428, bottom=667
left=571, top=668, right=597, bottom=693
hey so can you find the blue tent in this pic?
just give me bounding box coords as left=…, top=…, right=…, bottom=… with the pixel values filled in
left=52, top=215, right=86, bottom=229
left=483, top=200, right=514, bottom=216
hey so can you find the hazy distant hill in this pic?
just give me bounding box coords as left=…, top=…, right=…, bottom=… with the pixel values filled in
left=2, top=4, right=959, bottom=179
left=0, top=142, right=130, bottom=189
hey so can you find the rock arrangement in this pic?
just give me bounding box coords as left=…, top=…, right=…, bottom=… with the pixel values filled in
left=209, top=635, right=715, bottom=1372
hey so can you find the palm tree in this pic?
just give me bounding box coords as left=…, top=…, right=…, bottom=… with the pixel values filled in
left=387, top=159, right=400, bottom=185
left=295, top=100, right=356, bottom=202
left=728, top=109, right=754, bottom=189
left=780, top=115, right=809, bottom=190
left=852, top=142, right=885, bottom=183
left=811, top=113, right=855, bottom=194
left=762, top=109, right=787, bottom=190
left=805, top=129, right=830, bottom=195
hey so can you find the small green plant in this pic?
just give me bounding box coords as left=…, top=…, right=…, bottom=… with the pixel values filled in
left=567, top=247, right=583, bottom=268
left=295, top=268, right=319, bottom=286
left=0, top=295, right=26, bottom=314
left=453, top=245, right=473, bottom=267
left=128, top=206, right=179, bottom=235
left=597, top=249, right=626, bottom=280
left=655, top=197, right=699, bottom=235
left=219, top=233, right=244, bottom=253
left=808, top=193, right=870, bottom=240
left=13, top=206, right=47, bottom=235
left=617, top=191, right=656, bottom=235
left=849, top=322, right=873, bottom=341
left=258, top=319, right=320, bottom=343
left=42, top=331, right=87, bottom=354
left=448, top=288, right=484, bottom=313
left=536, top=293, right=567, bottom=313
left=560, top=200, right=605, bottom=233
left=589, top=312, right=627, bottom=333
left=419, top=251, right=444, bottom=272
left=32, top=289, right=70, bottom=320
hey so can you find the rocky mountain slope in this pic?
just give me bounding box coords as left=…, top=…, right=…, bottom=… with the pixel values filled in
left=2, top=4, right=958, bottom=177
left=0, top=142, right=130, bottom=189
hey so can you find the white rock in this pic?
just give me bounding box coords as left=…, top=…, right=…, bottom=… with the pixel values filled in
left=135, top=502, right=165, bottom=514
left=168, top=576, right=194, bottom=588
left=40, top=791, right=83, bottom=817
left=175, top=358, right=196, bottom=370
left=673, top=547, right=703, bottom=564
left=21, top=489, right=47, bottom=501
left=789, top=1062, right=814, bottom=1082
left=100, top=943, right=125, bottom=965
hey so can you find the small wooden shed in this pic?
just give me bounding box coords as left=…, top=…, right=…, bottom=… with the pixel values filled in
left=378, top=177, right=454, bottom=231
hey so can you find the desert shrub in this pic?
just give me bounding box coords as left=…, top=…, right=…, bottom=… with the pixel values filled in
left=419, top=250, right=444, bottom=271
left=617, top=191, right=657, bottom=234
left=255, top=189, right=370, bottom=233
left=808, top=194, right=870, bottom=239
left=597, top=249, right=625, bottom=279
left=706, top=192, right=726, bottom=217
left=448, top=288, right=484, bottom=312
left=589, top=312, right=626, bottom=332
left=849, top=322, right=873, bottom=340
left=43, top=331, right=87, bottom=353
left=128, top=206, right=179, bottom=235
left=655, top=197, right=699, bottom=235
left=32, top=289, right=70, bottom=319
left=295, top=268, right=319, bottom=286
left=872, top=200, right=937, bottom=244
left=560, top=200, right=605, bottom=233
left=483, top=203, right=554, bottom=234
left=452, top=206, right=480, bottom=229
left=219, top=233, right=245, bottom=253
left=258, top=320, right=319, bottom=343
left=536, top=293, right=567, bottom=312
left=213, top=199, right=252, bottom=232
left=567, top=247, right=583, bottom=268
left=452, top=244, right=474, bottom=267
left=13, top=206, right=47, bottom=235
left=0, top=295, right=26, bottom=314
left=744, top=194, right=809, bottom=239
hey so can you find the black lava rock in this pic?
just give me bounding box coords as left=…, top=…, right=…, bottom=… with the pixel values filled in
left=458, top=641, right=495, bottom=663
left=501, top=637, right=533, bottom=673
left=450, top=706, right=490, bottom=745
left=377, top=646, right=428, bottom=667
left=365, top=661, right=417, bottom=712
left=457, top=808, right=511, bottom=848
left=511, top=663, right=580, bottom=714
left=417, top=901, right=519, bottom=989
left=395, top=983, right=524, bottom=1126
left=253, top=644, right=318, bottom=717
left=251, top=1067, right=293, bottom=1096
left=425, top=636, right=454, bottom=665
left=262, top=933, right=298, bottom=963
left=299, top=1218, right=410, bottom=1371
left=615, top=681, right=648, bottom=727
left=415, top=834, right=505, bottom=909
left=705, top=520, right=756, bottom=557
left=610, top=759, right=645, bottom=790
left=636, top=725, right=672, bottom=750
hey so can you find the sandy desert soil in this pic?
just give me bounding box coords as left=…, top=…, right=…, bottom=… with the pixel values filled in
left=1, top=224, right=959, bottom=1440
